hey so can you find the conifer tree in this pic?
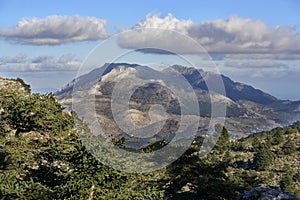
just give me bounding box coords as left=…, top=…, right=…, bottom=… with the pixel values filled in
left=282, top=137, right=297, bottom=155
left=253, top=143, right=274, bottom=170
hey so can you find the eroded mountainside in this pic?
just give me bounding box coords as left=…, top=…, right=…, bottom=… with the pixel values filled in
left=56, top=63, right=300, bottom=139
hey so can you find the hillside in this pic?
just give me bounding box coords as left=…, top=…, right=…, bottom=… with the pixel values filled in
left=0, top=77, right=164, bottom=199
left=1, top=77, right=299, bottom=199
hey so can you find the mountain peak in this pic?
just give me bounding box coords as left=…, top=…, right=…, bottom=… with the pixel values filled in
left=165, top=65, right=204, bottom=74
left=55, top=62, right=300, bottom=137
left=102, top=63, right=141, bottom=74
left=101, top=65, right=137, bottom=82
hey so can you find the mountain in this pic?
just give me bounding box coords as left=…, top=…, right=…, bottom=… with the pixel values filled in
left=55, top=63, right=300, bottom=139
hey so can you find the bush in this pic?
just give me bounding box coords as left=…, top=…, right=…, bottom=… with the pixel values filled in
left=0, top=91, right=74, bottom=135
left=272, top=129, right=284, bottom=145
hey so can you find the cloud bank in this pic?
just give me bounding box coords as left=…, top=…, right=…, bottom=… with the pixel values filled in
left=0, top=54, right=27, bottom=63
left=0, top=15, right=110, bottom=45
left=1, top=14, right=300, bottom=60
left=225, top=60, right=288, bottom=69
left=0, top=54, right=81, bottom=72
left=118, top=14, right=300, bottom=59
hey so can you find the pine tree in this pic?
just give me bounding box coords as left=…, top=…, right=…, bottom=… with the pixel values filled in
left=215, top=125, right=230, bottom=153
left=252, top=136, right=261, bottom=152
left=282, top=137, right=297, bottom=155
left=253, top=143, right=274, bottom=171
left=272, top=129, right=284, bottom=145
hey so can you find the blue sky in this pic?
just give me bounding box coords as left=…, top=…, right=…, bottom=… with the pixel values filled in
left=1, top=0, right=299, bottom=28
left=0, top=0, right=300, bottom=100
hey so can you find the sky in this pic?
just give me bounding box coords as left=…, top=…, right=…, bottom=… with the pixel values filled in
left=0, top=0, right=300, bottom=100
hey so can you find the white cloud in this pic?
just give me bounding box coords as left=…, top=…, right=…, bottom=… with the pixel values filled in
left=118, top=14, right=300, bottom=59
left=118, top=14, right=202, bottom=54
left=0, top=54, right=27, bottom=63
left=0, top=54, right=81, bottom=72
left=189, top=17, right=300, bottom=54
left=133, top=13, right=192, bottom=34
left=0, top=15, right=110, bottom=45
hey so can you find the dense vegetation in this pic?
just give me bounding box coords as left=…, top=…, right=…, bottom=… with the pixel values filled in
left=0, top=78, right=299, bottom=199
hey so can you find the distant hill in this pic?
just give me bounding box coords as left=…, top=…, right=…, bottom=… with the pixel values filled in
left=56, top=63, right=300, bottom=139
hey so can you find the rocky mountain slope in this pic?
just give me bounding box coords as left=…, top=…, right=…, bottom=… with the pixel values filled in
left=56, top=63, right=300, bottom=139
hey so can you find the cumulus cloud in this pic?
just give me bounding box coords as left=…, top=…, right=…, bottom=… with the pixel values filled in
left=132, top=13, right=192, bottom=34
left=0, top=15, right=110, bottom=45
left=0, top=54, right=81, bottom=72
left=189, top=17, right=300, bottom=55
left=118, top=14, right=203, bottom=54
left=225, top=60, right=288, bottom=69
left=118, top=14, right=300, bottom=59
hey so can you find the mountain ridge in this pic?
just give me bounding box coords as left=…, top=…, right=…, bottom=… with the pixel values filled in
left=55, top=63, right=300, bottom=138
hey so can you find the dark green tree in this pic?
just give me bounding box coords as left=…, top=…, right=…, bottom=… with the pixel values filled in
left=252, top=136, right=261, bottom=152
left=282, top=137, right=297, bottom=155
left=253, top=143, right=274, bottom=171
left=272, top=129, right=284, bottom=145
left=285, top=127, right=298, bottom=135
left=16, top=77, right=31, bottom=92
left=280, top=173, right=293, bottom=193
left=215, top=125, right=230, bottom=153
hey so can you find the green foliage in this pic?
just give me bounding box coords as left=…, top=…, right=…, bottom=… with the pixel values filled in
left=142, top=139, right=168, bottom=153
left=252, top=136, right=261, bottom=152
left=272, top=128, right=285, bottom=145
left=0, top=79, right=163, bottom=199
left=0, top=127, right=164, bottom=199
left=15, top=77, right=31, bottom=93
left=253, top=143, right=274, bottom=170
left=285, top=127, right=298, bottom=135
left=214, top=125, right=230, bottom=153
left=282, top=137, right=297, bottom=155
left=293, top=171, right=300, bottom=182
left=165, top=142, right=201, bottom=196
left=280, top=173, right=294, bottom=193
left=111, top=137, right=126, bottom=148
left=1, top=79, right=299, bottom=200
left=0, top=90, right=74, bottom=134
